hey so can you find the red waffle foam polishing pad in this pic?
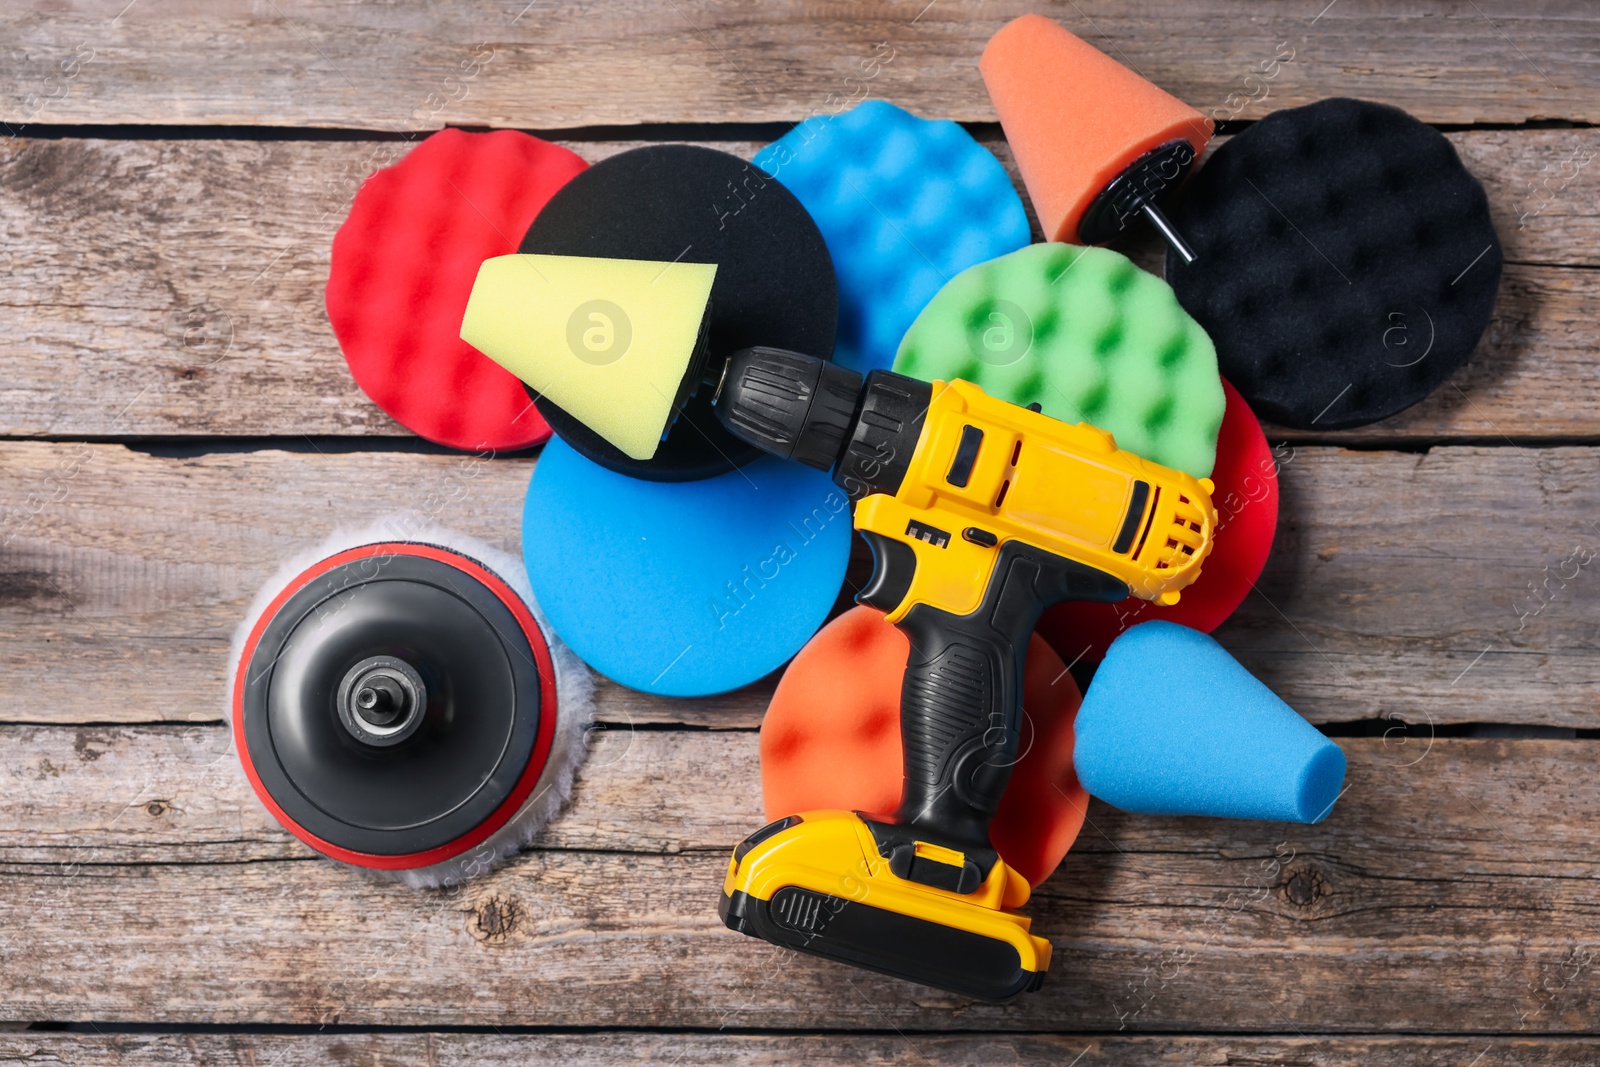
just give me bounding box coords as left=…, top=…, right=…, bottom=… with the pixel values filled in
left=761, top=606, right=1089, bottom=887
left=1039, top=378, right=1279, bottom=663
left=327, top=129, right=587, bottom=451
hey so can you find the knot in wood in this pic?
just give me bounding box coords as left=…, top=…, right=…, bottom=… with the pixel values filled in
left=1281, top=863, right=1330, bottom=908
left=468, top=893, right=521, bottom=944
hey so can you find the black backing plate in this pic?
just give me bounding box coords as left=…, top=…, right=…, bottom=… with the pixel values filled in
left=520, top=144, right=838, bottom=481
left=239, top=551, right=543, bottom=857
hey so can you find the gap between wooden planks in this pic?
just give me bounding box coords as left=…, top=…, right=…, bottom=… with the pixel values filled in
left=2, top=0, right=1597, bottom=127
left=1, top=441, right=1598, bottom=729
left=0, top=732, right=1596, bottom=1031
left=4, top=1034, right=1600, bottom=1066
left=0, top=130, right=1593, bottom=439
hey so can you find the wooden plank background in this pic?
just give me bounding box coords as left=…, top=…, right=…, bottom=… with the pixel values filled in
left=2, top=1, right=1598, bottom=1063
left=3, top=0, right=1598, bottom=127
left=1, top=130, right=1597, bottom=442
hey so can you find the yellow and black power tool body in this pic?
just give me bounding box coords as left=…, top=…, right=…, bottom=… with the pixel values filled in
left=712, top=348, right=1215, bottom=1000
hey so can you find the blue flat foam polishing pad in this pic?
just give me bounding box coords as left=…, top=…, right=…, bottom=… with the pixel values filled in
left=522, top=437, right=852, bottom=697
left=1073, top=621, right=1347, bottom=823
left=754, top=99, right=1031, bottom=375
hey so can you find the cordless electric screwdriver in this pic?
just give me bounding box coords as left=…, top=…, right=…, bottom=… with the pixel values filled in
left=709, top=346, right=1217, bottom=1001
left=455, top=251, right=1217, bottom=1001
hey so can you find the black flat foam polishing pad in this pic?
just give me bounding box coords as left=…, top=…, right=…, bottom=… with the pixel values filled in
left=1166, top=98, right=1501, bottom=430
left=521, top=144, right=837, bottom=481
left=236, top=546, right=553, bottom=862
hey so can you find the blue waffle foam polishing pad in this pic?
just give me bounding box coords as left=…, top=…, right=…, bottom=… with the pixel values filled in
left=1073, top=621, right=1346, bottom=823
left=753, top=99, right=1031, bottom=375
left=522, top=437, right=852, bottom=697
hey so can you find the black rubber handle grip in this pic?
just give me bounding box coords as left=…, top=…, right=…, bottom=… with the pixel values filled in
left=890, top=543, right=1128, bottom=850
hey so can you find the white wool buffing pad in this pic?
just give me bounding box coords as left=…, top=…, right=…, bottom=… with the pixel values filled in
left=229, top=519, right=593, bottom=888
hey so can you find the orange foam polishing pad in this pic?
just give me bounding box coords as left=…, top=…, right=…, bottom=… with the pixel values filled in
left=761, top=605, right=1088, bottom=887
left=980, top=14, right=1212, bottom=244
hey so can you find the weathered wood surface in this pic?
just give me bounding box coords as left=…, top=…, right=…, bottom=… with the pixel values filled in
left=5, top=1033, right=1600, bottom=1067
left=0, top=130, right=1596, bottom=440
left=1, top=736, right=1597, bottom=1030
left=1, top=0, right=1596, bottom=1048
left=0, top=724, right=752, bottom=866
left=3, top=440, right=1600, bottom=729
left=3, top=1, right=1598, bottom=128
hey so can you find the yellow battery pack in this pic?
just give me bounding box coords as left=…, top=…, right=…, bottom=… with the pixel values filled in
left=719, top=810, right=1050, bottom=1000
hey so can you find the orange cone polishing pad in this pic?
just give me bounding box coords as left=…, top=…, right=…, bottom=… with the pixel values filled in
left=980, top=14, right=1212, bottom=260
left=326, top=129, right=587, bottom=451
left=761, top=606, right=1089, bottom=888
left=231, top=521, right=594, bottom=887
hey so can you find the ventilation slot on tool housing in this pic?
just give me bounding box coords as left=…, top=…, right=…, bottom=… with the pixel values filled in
left=1156, top=491, right=1209, bottom=570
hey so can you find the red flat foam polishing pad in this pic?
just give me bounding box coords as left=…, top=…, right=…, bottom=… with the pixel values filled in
left=761, top=606, right=1088, bottom=888
left=327, top=129, right=587, bottom=451
left=1039, top=378, right=1279, bottom=663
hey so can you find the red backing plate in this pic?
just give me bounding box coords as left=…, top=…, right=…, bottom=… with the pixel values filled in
left=1038, top=378, right=1279, bottom=663
left=326, top=129, right=587, bottom=452
left=761, top=606, right=1088, bottom=888
left=233, top=543, right=559, bottom=870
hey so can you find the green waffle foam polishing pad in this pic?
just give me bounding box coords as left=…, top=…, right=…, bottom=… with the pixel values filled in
left=893, top=243, right=1225, bottom=478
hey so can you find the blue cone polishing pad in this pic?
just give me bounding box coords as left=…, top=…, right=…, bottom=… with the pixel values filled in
left=1073, top=621, right=1346, bottom=823
left=522, top=437, right=852, bottom=696
left=753, top=100, right=1030, bottom=376
left=1166, top=98, right=1501, bottom=430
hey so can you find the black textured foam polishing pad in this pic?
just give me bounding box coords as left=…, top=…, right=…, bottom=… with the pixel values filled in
left=521, top=145, right=837, bottom=480
left=1166, top=98, right=1501, bottom=430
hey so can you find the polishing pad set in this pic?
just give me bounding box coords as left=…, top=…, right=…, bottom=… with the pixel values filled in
left=227, top=12, right=1497, bottom=926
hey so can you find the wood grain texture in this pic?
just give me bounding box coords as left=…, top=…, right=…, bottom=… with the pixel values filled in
left=1, top=737, right=1597, bottom=1030
left=5, top=1033, right=1600, bottom=1066
left=0, top=0, right=1593, bottom=1048
left=0, top=724, right=757, bottom=866
left=2, top=1, right=1598, bottom=128
left=3, top=440, right=1600, bottom=729
left=0, top=129, right=1596, bottom=440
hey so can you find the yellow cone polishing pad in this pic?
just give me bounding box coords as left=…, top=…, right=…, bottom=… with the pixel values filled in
left=461, top=254, right=717, bottom=462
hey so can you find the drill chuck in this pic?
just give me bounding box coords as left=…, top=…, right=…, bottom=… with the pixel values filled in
left=713, top=347, right=928, bottom=500
left=713, top=346, right=859, bottom=470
